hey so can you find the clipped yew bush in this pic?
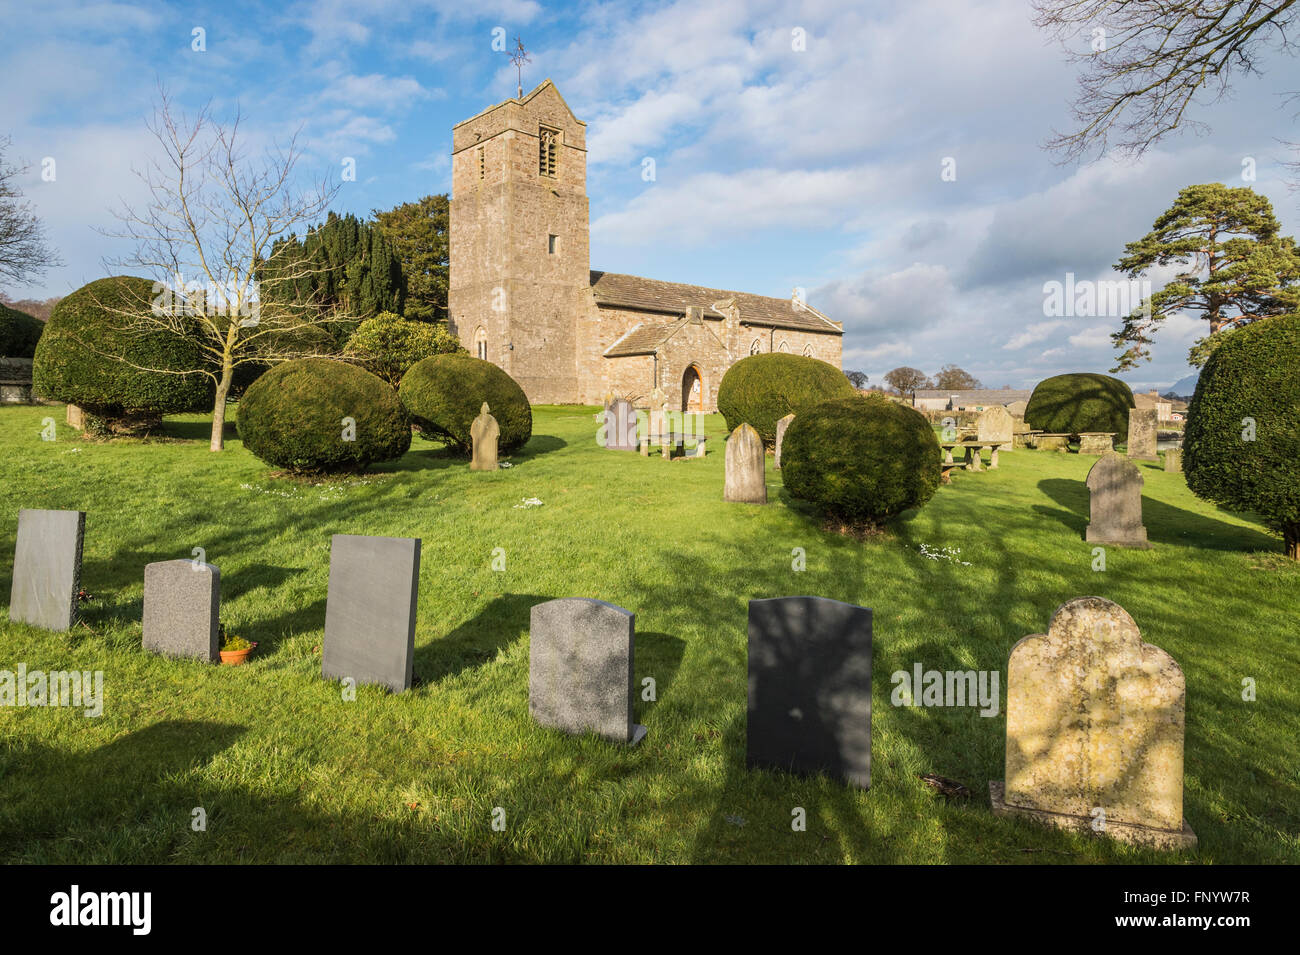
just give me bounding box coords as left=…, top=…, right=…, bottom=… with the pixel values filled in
left=0, top=303, right=44, bottom=358
left=1024, top=372, right=1135, bottom=436
left=32, top=276, right=211, bottom=428
left=1184, top=314, right=1300, bottom=559
left=398, top=353, right=531, bottom=454
left=782, top=394, right=941, bottom=529
left=236, top=358, right=411, bottom=473
left=717, top=353, right=855, bottom=445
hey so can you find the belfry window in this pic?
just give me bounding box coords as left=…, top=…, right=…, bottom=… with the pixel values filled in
left=539, top=125, right=559, bottom=177
left=475, top=326, right=488, bottom=360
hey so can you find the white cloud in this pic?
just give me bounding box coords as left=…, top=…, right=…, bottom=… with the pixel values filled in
left=1004, top=320, right=1068, bottom=350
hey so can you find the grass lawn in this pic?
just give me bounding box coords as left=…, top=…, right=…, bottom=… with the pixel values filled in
left=0, top=402, right=1297, bottom=864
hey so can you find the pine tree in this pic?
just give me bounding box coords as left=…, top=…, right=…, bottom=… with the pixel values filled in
left=1112, top=184, right=1300, bottom=369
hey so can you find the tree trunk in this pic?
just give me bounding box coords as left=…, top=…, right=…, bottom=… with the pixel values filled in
left=1286, top=523, right=1300, bottom=562
left=210, top=365, right=233, bottom=451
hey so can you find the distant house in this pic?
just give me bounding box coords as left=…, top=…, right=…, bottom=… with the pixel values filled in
left=1134, top=390, right=1174, bottom=422
left=912, top=389, right=1032, bottom=412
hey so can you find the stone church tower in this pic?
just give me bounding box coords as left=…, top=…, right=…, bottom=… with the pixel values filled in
left=448, top=80, right=588, bottom=403
left=449, top=80, right=843, bottom=411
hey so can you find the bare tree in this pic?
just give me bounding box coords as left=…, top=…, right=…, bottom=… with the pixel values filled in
left=0, top=136, right=62, bottom=286
left=104, top=90, right=343, bottom=450
left=1032, top=0, right=1299, bottom=163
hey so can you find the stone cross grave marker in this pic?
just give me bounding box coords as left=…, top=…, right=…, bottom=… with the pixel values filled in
left=747, top=597, right=873, bottom=789
left=322, top=535, right=421, bottom=693
left=977, top=405, right=1013, bottom=450
left=724, top=423, right=766, bottom=503
left=529, top=597, right=645, bottom=745
left=1127, top=408, right=1158, bottom=461
left=1085, top=452, right=1149, bottom=548
left=991, top=596, right=1196, bottom=849
left=9, top=508, right=85, bottom=632
left=470, top=402, right=499, bottom=471
left=774, top=413, right=795, bottom=469
left=142, top=559, right=220, bottom=662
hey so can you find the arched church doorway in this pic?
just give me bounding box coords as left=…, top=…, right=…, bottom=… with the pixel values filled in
left=682, top=364, right=704, bottom=413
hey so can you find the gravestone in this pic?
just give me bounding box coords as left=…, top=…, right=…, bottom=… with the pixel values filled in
left=470, top=402, right=499, bottom=471
left=142, top=559, right=220, bottom=662
left=529, top=597, right=645, bottom=745
left=66, top=404, right=85, bottom=430
left=991, top=596, right=1195, bottom=849
left=9, top=508, right=85, bottom=632
left=774, top=413, right=795, bottom=469
left=603, top=398, right=637, bottom=451
left=1164, top=447, right=1182, bottom=473
left=1077, top=432, right=1115, bottom=455
left=747, top=597, right=873, bottom=789
left=1085, top=452, right=1149, bottom=548
left=724, top=423, right=766, bottom=503
left=1126, top=408, right=1158, bottom=461
left=976, top=405, right=1013, bottom=450
left=322, top=534, right=421, bottom=693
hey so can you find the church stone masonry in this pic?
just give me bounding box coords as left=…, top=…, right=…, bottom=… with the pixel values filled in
left=448, top=80, right=843, bottom=413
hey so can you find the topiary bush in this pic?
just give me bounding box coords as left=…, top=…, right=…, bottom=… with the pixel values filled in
left=1024, top=372, right=1135, bottom=435
left=236, top=358, right=411, bottom=473
left=343, top=311, right=464, bottom=386
left=32, top=276, right=211, bottom=427
left=0, top=303, right=44, bottom=358
left=717, top=353, right=856, bottom=445
left=398, top=353, right=532, bottom=454
left=1184, top=314, right=1300, bottom=559
left=782, top=393, right=941, bottom=529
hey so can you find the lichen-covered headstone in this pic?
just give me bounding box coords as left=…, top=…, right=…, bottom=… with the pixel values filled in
left=991, top=596, right=1195, bottom=849
left=528, top=597, right=645, bottom=745
left=322, top=534, right=421, bottom=693
left=1164, top=447, right=1182, bottom=473
left=724, top=423, right=766, bottom=503
left=1127, top=408, right=1158, bottom=461
left=747, top=596, right=873, bottom=789
left=603, top=398, right=637, bottom=451
left=1085, top=452, right=1148, bottom=548
left=977, top=405, right=1013, bottom=450
left=9, top=508, right=84, bottom=632
left=142, top=559, right=220, bottom=662
left=470, top=402, right=499, bottom=471
left=774, top=413, right=795, bottom=469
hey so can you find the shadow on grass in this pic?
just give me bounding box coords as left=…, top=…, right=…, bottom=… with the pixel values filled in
left=1036, top=477, right=1277, bottom=551
left=414, top=592, right=551, bottom=686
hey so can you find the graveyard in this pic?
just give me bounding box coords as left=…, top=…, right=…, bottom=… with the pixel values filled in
left=1, top=401, right=1296, bottom=864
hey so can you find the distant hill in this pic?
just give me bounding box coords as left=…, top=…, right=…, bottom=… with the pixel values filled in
left=1164, top=372, right=1199, bottom=399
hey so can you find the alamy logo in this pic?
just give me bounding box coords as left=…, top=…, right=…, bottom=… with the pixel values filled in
left=0, top=666, right=103, bottom=717
left=49, top=885, right=151, bottom=935
left=890, top=664, right=1000, bottom=716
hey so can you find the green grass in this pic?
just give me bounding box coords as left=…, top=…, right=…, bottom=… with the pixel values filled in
left=1, top=403, right=1297, bottom=864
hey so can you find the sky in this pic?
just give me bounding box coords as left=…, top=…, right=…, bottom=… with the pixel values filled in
left=2, top=0, right=1297, bottom=392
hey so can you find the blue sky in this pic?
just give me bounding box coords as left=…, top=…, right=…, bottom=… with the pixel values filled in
left=2, top=0, right=1297, bottom=392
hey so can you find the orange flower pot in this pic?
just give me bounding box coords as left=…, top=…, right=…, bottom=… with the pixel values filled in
left=219, top=647, right=254, bottom=666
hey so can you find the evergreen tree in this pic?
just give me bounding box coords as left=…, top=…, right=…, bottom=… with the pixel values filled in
left=372, top=195, right=449, bottom=324
left=1112, top=184, right=1300, bottom=369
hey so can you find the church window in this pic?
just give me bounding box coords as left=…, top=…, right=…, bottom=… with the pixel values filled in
left=778, top=340, right=790, bottom=353
left=474, top=326, right=488, bottom=360
left=802, top=344, right=813, bottom=356
left=477, top=146, right=485, bottom=180
left=749, top=339, right=762, bottom=355
left=539, top=125, right=559, bottom=177
left=548, top=234, right=559, bottom=254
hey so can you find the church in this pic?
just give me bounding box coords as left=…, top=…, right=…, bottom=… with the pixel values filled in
left=446, top=80, right=843, bottom=413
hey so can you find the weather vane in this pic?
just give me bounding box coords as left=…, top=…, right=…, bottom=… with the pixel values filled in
left=509, top=37, right=530, bottom=98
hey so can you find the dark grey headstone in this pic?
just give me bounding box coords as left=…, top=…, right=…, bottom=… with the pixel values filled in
left=747, top=596, right=873, bottom=788
left=322, top=534, right=421, bottom=692
left=9, top=508, right=85, bottom=632
left=142, top=559, right=220, bottom=662
left=529, top=597, right=645, bottom=744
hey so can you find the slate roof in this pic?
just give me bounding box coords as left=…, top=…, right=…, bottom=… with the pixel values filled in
left=603, top=321, right=682, bottom=357
left=590, top=271, right=841, bottom=335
